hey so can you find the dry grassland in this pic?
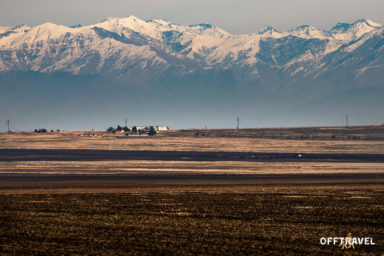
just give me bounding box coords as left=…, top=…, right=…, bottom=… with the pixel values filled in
left=1, top=160, right=383, bottom=175
left=0, top=127, right=383, bottom=255
left=1, top=131, right=384, bottom=154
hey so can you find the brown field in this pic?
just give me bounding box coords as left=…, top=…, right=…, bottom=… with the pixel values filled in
left=1, top=160, right=384, bottom=175
left=1, top=190, right=383, bottom=255
left=1, top=126, right=384, bottom=154
left=172, top=125, right=384, bottom=140
left=0, top=126, right=383, bottom=255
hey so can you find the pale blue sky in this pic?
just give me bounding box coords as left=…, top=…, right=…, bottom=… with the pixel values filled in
left=0, top=0, right=383, bottom=33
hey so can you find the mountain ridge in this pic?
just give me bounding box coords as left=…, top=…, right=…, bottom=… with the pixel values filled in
left=0, top=16, right=383, bottom=130
left=1, top=18, right=382, bottom=80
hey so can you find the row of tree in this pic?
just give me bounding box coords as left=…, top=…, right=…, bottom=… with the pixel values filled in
left=106, top=125, right=156, bottom=136
left=34, top=129, right=61, bottom=133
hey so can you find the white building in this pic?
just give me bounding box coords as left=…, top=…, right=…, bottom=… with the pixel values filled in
left=154, top=126, right=169, bottom=131
left=127, top=126, right=169, bottom=131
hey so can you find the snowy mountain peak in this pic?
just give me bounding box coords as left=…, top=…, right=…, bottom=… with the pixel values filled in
left=29, top=22, right=70, bottom=33
left=330, top=22, right=351, bottom=33
left=0, top=24, right=31, bottom=35
left=189, top=23, right=214, bottom=30
left=259, top=26, right=282, bottom=38
left=354, top=18, right=381, bottom=28
left=289, top=25, right=328, bottom=39
left=259, top=26, right=279, bottom=34
left=9, top=24, right=31, bottom=33
left=5, top=22, right=72, bottom=46
left=94, top=15, right=166, bottom=40
left=294, top=25, right=323, bottom=32
left=147, top=19, right=173, bottom=27
left=99, top=15, right=148, bottom=28
left=102, top=15, right=141, bottom=23
left=329, top=18, right=382, bottom=41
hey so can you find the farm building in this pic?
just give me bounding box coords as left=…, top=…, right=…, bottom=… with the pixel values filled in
left=154, top=126, right=169, bottom=131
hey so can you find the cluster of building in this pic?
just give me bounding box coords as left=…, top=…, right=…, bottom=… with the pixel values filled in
left=135, top=126, right=169, bottom=132
left=107, top=125, right=169, bottom=135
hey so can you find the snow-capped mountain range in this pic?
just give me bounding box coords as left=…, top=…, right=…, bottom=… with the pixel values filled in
left=0, top=16, right=383, bottom=129
left=1, top=16, right=383, bottom=87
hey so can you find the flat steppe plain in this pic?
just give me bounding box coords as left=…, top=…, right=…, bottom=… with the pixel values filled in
left=0, top=126, right=383, bottom=255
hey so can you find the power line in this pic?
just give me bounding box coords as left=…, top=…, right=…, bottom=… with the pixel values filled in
left=6, top=119, right=10, bottom=133
left=346, top=114, right=349, bottom=127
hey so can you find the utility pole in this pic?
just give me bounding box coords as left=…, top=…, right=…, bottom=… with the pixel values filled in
left=125, top=118, right=128, bottom=127
left=237, top=116, right=240, bottom=129
left=6, top=119, right=10, bottom=133
left=346, top=114, right=349, bottom=127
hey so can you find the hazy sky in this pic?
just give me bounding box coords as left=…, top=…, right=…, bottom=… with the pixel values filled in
left=1, top=0, right=383, bottom=34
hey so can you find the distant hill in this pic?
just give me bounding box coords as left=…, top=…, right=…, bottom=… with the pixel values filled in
left=0, top=17, right=383, bottom=130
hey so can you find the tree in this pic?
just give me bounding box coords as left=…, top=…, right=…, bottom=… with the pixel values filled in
left=148, top=126, right=157, bottom=136
left=132, top=126, right=137, bottom=133
left=106, top=127, right=115, bottom=133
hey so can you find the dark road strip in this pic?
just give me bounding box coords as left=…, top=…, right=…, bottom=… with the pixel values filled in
left=1, top=149, right=384, bottom=162
left=1, top=173, right=383, bottom=181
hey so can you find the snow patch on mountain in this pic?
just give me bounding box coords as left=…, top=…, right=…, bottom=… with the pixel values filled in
left=0, top=26, right=11, bottom=34
left=331, top=18, right=381, bottom=42
left=363, top=18, right=382, bottom=28
left=259, top=26, right=282, bottom=37
left=289, top=25, right=328, bottom=39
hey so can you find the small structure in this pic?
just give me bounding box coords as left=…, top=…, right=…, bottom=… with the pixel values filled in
left=154, top=126, right=169, bottom=132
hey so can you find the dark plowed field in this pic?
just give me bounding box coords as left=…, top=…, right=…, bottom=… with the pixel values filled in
left=1, top=191, right=383, bottom=255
